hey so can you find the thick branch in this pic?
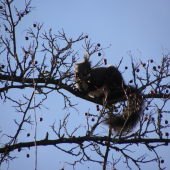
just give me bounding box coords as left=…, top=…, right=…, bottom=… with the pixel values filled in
left=0, top=137, right=170, bottom=154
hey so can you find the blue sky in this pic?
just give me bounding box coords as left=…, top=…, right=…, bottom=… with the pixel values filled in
left=1, top=0, right=170, bottom=170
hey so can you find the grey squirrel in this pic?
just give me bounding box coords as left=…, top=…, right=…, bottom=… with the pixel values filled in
left=74, top=55, right=143, bottom=133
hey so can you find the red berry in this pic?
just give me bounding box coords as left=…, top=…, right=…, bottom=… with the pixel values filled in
left=151, top=117, right=154, bottom=121
left=26, top=154, right=30, bottom=158
left=149, top=90, right=155, bottom=95
left=157, top=65, right=160, bottom=69
left=153, top=66, right=156, bottom=70
left=98, top=52, right=101, bottom=56
left=91, top=118, right=95, bottom=121
left=125, top=66, right=128, bottom=69
left=161, top=159, right=164, bottom=163
left=150, top=59, right=153, bottom=63
left=33, top=23, right=36, bottom=27
left=25, top=36, right=29, bottom=40
left=84, top=113, right=88, bottom=116
left=0, top=5, right=3, bottom=9
left=103, top=59, right=107, bottom=65
left=164, top=120, right=168, bottom=124
left=97, top=43, right=101, bottom=47
left=166, top=89, right=169, bottom=93
left=39, top=117, right=43, bottom=121
left=34, top=61, right=38, bottom=64
left=96, top=105, right=99, bottom=111
left=165, top=132, right=169, bottom=136
left=142, top=63, right=146, bottom=67
left=84, top=35, right=88, bottom=38
left=27, top=133, right=30, bottom=137
left=129, top=80, right=133, bottom=83
left=136, top=69, right=140, bottom=72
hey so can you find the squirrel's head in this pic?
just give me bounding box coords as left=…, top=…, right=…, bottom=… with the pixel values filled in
left=74, top=54, right=91, bottom=78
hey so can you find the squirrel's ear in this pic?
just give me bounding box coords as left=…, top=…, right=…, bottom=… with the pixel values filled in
left=83, top=53, right=90, bottom=60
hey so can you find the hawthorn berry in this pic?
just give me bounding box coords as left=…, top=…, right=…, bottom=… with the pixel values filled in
left=136, top=68, right=140, bottom=72
left=129, top=80, right=133, bottom=83
left=26, top=154, right=30, bottom=158
left=150, top=59, right=153, bottom=63
left=149, top=90, right=155, bottom=95
left=96, top=105, right=99, bottom=111
left=20, top=13, right=24, bottom=17
left=142, top=63, right=146, bottom=67
left=161, top=159, right=164, bottom=164
left=151, top=117, right=154, bottom=121
left=25, top=36, right=29, bottom=40
left=91, top=118, right=95, bottom=121
left=153, top=66, right=156, bottom=70
left=164, top=120, right=168, bottom=124
left=39, top=117, right=43, bottom=122
left=27, top=133, right=30, bottom=137
left=103, top=59, right=107, bottom=65
left=97, top=43, right=101, bottom=47
left=33, top=23, right=36, bottom=27
left=165, top=132, right=169, bottom=137
left=125, top=66, right=128, bottom=70
left=98, top=52, right=101, bottom=56
left=84, top=35, right=88, bottom=38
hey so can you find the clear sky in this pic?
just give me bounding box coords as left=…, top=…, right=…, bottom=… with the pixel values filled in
left=1, top=0, right=170, bottom=170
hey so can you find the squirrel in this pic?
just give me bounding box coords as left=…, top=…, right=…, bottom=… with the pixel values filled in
left=74, top=54, right=143, bottom=133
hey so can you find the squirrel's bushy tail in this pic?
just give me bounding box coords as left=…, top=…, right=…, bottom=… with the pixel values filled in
left=104, top=86, right=143, bottom=134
